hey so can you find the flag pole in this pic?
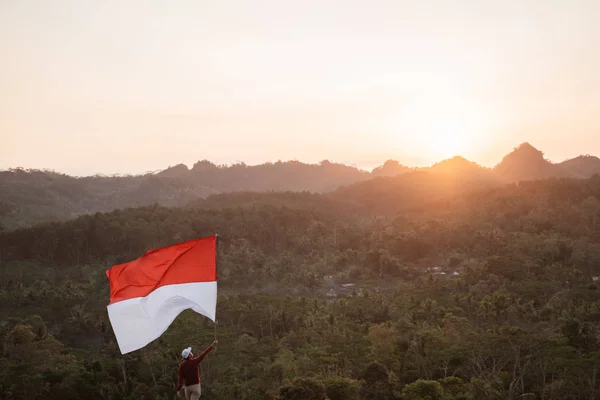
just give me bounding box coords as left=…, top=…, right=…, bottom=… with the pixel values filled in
left=214, top=232, right=219, bottom=348
left=215, top=231, right=220, bottom=281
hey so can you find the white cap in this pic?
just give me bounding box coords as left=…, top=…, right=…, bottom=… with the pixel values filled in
left=182, top=347, right=192, bottom=358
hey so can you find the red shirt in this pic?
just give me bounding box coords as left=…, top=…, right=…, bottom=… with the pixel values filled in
left=176, top=345, right=214, bottom=391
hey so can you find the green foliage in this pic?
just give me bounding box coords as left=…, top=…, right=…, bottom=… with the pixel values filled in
left=323, top=376, right=360, bottom=400
left=1, top=175, right=600, bottom=398
left=278, top=377, right=327, bottom=400
left=438, top=377, right=472, bottom=400
left=401, top=380, right=445, bottom=400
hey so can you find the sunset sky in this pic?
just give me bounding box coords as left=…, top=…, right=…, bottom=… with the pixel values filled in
left=1, top=0, right=599, bottom=175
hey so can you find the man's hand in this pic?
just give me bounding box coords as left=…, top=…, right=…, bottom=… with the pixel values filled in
left=176, top=391, right=181, bottom=398
left=212, top=340, right=218, bottom=348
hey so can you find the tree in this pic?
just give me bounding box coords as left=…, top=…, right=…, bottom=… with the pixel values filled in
left=368, top=323, right=398, bottom=368
left=360, top=362, right=395, bottom=400
left=582, top=196, right=600, bottom=232
left=401, top=380, right=445, bottom=400
left=278, top=378, right=327, bottom=400
left=323, top=376, right=360, bottom=400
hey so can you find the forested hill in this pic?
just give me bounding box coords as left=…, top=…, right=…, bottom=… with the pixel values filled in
left=1, top=176, right=600, bottom=399
left=2, top=142, right=600, bottom=231
left=0, top=160, right=372, bottom=230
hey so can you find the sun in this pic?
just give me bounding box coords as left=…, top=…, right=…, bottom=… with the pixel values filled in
left=427, top=118, right=473, bottom=159
left=387, top=88, right=490, bottom=162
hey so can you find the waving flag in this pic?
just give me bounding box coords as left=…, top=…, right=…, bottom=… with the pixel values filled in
left=106, top=235, right=218, bottom=354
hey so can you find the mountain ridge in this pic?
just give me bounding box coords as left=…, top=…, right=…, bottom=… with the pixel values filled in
left=1, top=142, right=599, bottom=230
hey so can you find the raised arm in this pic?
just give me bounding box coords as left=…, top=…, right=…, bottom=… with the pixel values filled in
left=193, top=340, right=218, bottom=362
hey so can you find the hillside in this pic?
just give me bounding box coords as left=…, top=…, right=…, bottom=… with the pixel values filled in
left=493, top=142, right=576, bottom=181
left=560, top=155, right=600, bottom=177
left=427, top=156, right=498, bottom=182
left=330, top=170, right=501, bottom=214
left=370, top=160, right=413, bottom=177
left=0, top=160, right=375, bottom=230
left=185, top=168, right=502, bottom=216
left=1, top=176, right=600, bottom=399
left=2, top=142, right=600, bottom=230
left=187, top=190, right=369, bottom=216
left=0, top=169, right=212, bottom=230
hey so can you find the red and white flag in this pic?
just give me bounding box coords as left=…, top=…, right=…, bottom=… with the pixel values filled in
left=105, top=235, right=218, bottom=354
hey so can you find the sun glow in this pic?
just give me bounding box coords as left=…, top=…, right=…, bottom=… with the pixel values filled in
left=427, top=118, right=476, bottom=159
left=387, top=86, right=491, bottom=162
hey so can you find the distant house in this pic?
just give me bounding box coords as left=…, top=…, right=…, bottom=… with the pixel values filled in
left=592, top=276, right=599, bottom=282
left=341, top=283, right=355, bottom=288
left=452, top=271, right=460, bottom=276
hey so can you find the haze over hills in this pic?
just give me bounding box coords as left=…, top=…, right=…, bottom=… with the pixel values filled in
left=0, top=160, right=371, bottom=230
left=494, top=142, right=574, bottom=181
left=1, top=142, right=600, bottom=231
left=422, top=156, right=497, bottom=183
left=560, top=155, right=600, bottom=178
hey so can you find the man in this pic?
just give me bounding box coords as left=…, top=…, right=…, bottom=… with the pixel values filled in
left=176, top=340, right=218, bottom=399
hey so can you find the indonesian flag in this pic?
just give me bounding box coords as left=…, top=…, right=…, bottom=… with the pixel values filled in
left=105, top=235, right=218, bottom=354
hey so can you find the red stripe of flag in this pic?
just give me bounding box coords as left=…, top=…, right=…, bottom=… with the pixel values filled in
left=106, top=235, right=217, bottom=304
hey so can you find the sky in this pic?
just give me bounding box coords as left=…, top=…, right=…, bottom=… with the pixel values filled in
left=1, top=0, right=599, bottom=176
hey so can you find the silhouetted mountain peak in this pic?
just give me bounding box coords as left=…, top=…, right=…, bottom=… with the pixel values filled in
left=497, top=143, right=548, bottom=169
left=495, top=142, right=574, bottom=181
left=157, top=163, right=189, bottom=178
left=497, top=143, right=546, bottom=168
left=560, top=155, right=600, bottom=177
left=371, top=160, right=411, bottom=177
left=429, top=156, right=487, bottom=173
left=421, top=156, right=496, bottom=183
left=191, top=160, right=219, bottom=172
left=432, top=156, right=473, bottom=168
left=513, top=142, right=544, bottom=158
left=565, top=155, right=600, bottom=165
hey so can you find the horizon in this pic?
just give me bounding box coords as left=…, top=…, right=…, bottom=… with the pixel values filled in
left=2, top=1, right=600, bottom=176
left=2, top=141, right=597, bottom=178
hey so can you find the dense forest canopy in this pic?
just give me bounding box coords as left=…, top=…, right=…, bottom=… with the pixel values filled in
left=2, top=142, right=600, bottom=231
left=1, top=172, right=600, bottom=399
